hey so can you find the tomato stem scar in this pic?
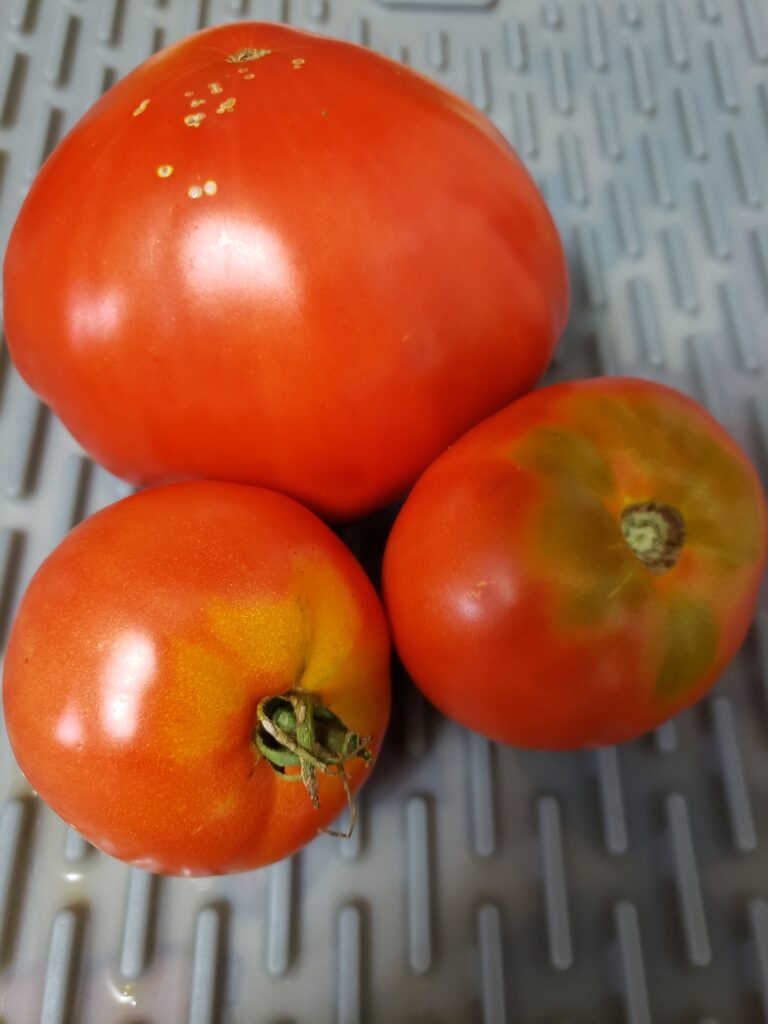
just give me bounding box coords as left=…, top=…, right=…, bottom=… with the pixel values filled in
left=621, top=501, right=685, bottom=574
left=254, top=690, right=372, bottom=839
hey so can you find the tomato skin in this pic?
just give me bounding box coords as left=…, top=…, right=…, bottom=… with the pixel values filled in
left=2, top=23, right=566, bottom=522
left=2, top=482, right=390, bottom=875
left=383, top=378, right=767, bottom=749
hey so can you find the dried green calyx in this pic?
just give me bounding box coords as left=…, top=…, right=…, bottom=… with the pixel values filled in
left=255, top=690, right=372, bottom=838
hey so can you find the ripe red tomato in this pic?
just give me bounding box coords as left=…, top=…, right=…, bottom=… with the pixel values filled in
left=383, top=378, right=767, bottom=749
left=2, top=482, right=390, bottom=875
left=3, top=23, right=567, bottom=521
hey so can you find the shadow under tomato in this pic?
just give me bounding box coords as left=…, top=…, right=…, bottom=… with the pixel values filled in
left=363, top=658, right=451, bottom=802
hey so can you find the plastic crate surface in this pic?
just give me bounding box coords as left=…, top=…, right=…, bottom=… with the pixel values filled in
left=1, top=1, right=768, bottom=1022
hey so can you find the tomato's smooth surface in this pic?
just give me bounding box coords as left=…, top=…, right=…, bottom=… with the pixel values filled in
left=383, top=378, right=767, bottom=749
left=3, top=482, right=390, bottom=875
left=3, top=23, right=567, bottom=521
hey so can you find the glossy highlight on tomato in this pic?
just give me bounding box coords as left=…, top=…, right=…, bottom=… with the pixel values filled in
left=2, top=22, right=567, bottom=521
left=3, top=482, right=391, bottom=875
left=383, top=377, right=767, bottom=749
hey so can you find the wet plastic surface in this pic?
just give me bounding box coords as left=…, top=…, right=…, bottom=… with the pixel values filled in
left=0, top=1, right=767, bottom=1021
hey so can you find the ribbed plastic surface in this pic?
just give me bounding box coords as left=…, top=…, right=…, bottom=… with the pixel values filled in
left=1, top=1, right=767, bottom=1021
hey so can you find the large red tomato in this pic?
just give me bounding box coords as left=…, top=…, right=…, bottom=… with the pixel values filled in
left=2, top=23, right=567, bottom=521
left=2, top=482, right=390, bottom=875
left=383, top=378, right=767, bottom=748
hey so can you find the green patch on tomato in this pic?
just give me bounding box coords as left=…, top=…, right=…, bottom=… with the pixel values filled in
left=514, top=426, right=615, bottom=497
left=655, top=596, right=718, bottom=702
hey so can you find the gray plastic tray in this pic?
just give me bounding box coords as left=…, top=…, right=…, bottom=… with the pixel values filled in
left=1, top=1, right=768, bottom=1021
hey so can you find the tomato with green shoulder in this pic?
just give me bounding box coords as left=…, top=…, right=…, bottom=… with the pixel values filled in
left=383, top=377, right=767, bottom=748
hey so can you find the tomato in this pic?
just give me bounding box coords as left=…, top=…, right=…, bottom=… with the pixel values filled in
left=2, top=482, right=390, bottom=875
left=383, top=378, right=767, bottom=749
left=3, top=23, right=567, bottom=522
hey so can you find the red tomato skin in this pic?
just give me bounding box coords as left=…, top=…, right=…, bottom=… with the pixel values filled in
left=2, top=23, right=567, bottom=521
left=2, top=483, right=391, bottom=875
left=383, top=378, right=767, bottom=749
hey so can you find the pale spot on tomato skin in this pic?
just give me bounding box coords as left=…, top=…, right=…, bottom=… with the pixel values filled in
left=184, top=113, right=206, bottom=127
left=203, top=180, right=218, bottom=196
left=188, top=185, right=203, bottom=199
left=227, top=47, right=271, bottom=63
left=208, top=82, right=223, bottom=94
left=215, top=789, right=240, bottom=817
left=132, top=99, right=150, bottom=116
left=466, top=579, right=491, bottom=600
left=156, top=164, right=174, bottom=178
left=292, top=58, right=306, bottom=69
left=216, top=98, right=236, bottom=114
left=243, top=73, right=255, bottom=80
left=184, top=90, right=194, bottom=97
left=190, top=98, right=206, bottom=108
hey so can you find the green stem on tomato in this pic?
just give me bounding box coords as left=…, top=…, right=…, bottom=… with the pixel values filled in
left=254, top=690, right=372, bottom=839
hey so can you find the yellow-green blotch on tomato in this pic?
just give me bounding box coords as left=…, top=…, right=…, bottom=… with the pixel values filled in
left=383, top=377, right=767, bottom=749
